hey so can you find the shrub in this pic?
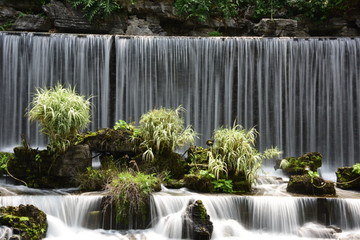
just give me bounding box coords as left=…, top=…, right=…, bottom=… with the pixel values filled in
left=208, top=124, right=281, bottom=188
left=28, top=84, right=91, bottom=154
left=106, top=172, right=160, bottom=225
left=66, top=0, right=122, bottom=21
left=75, top=167, right=117, bottom=191
left=139, top=106, right=197, bottom=161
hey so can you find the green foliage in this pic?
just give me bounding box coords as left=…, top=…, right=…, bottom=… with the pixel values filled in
left=352, top=163, right=360, bottom=175
left=106, top=172, right=160, bottom=224
left=28, top=84, right=91, bottom=154
left=174, top=0, right=238, bottom=22
left=76, top=167, right=117, bottom=191
left=0, top=152, right=13, bottom=174
left=208, top=124, right=281, bottom=188
left=139, top=106, right=197, bottom=161
left=279, top=152, right=322, bottom=175
left=208, top=31, right=223, bottom=36
left=213, top=179, right=234, bottom=193
left=66, top=0, right=122, bottom=21
left=114, top=120, right=140, bottom=137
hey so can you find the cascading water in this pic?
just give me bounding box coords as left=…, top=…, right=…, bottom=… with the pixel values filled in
left=0, top=33, right=359, bottom=168
left=114, top=37, right=360, bottom=168
left=0, top=32, right=112, bottom=150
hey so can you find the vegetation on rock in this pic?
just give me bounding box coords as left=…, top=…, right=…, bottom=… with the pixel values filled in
left=28, top=84, right=91, bottom=154
left=276, top=152, right=322, bottom=175
left=207, top=124, right=281, bottom=189
left=0, top=204, right=47, bottom=240
left=336, top=165, right=360, bottom=190
left=287, top=174, right=336, bottom=196
left=105, top=171, right=160, bottom=227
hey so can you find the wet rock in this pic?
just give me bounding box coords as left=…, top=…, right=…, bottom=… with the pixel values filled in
left=184, top=174, right=214, bottom=193
left=183, top=200, right=213, bottom=240
left=254, top=18, right=298, bottom=37
left=125, top=15, right=165, bottom=35
left=336, top=167, right=360, bottom=190
left=13, top=14, right=50, bottom=31
left=298, top=222, right=339, bottom=238
left=0, top=204, right=47, bottom=240
left=275, top=152, right=322, bottom=175
left=43, top=0, right=127, bottom=33
left=287, top=174, right=336, bottom=196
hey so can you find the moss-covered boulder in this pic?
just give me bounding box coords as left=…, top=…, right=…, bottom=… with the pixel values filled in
left=287, top=174, right=336, bottom=196
left=0, top=204, right=47, bottom=240
left=276, top=152, right=322, bottom=175
left=7, top=144, right=91, bottom=188
left=336, top=167, right=360, bottom=190
left=183, top=200, right=213, bottom=240
left=78, top=128, right=136, bottom=157
left=184, top=174, right=214, bottom=193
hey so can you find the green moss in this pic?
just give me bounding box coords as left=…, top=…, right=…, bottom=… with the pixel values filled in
left=279, top=152, right=322, bottom=175
left=0, top=205, right=47, bottom=240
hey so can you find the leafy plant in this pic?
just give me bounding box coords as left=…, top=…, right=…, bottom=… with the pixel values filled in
left=76, top=167, right=117, bottom=191
left=114, top=120, right=140, bottom=137
left=208, top=124, right=281, bottom=188
left=352, top=163, right=360, bottom=175
left=0, top=152, right=13, bottom=174
left=213, top=179, right=234, bottom=193
left=66, top=0, right=122, bottom=21
left=28, top=84, right=91, bottom=154
left=174, top=0, right=238, bottom=22
left=138, top=106, right=197, bottom=161
left=106, top=171, right=160, bottom=224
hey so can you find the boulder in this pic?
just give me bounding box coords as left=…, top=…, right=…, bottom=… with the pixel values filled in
left=8, top=144, right=91, bottom=188
left=298, top=222, right=340, bottom=239
left=79, top=128, right=135, bottom=156
left=125, top=15, right=165, bottom=35
left=254, top=18, right=298, bottom=37
left=287, top=174, right=336, bottom=196
left=0, top=0, right=43, bottom=12
left=183, top=200, right=213, bottom=240
left=336, top=167, right=360, bottom=190
left=13, top=14, right=50, bottom=31
left=0, top=204, right=47, bottom=240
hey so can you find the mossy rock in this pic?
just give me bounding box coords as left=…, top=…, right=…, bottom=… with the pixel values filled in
left=186, top=146, right=209, bottom=164
left=184, top=174, right=214, bottom=193
left=287, top=174, right=336, bottom=196
left=276, top=152, right=322, bottom=175
left=0, top=204, right=47, bottom=240
left=336, top=167, right=360, bottom=190
left=78, top=128, right=136, bottom=157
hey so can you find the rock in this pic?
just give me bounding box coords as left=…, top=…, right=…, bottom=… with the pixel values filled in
left=125, top=15, right=165, bottom=35
left=336, top=167, right=360, bottom=190
left=254, top=18, right=298, bottom=37
left=276, top=152, right=322, bottom=175
left=0, top=204, right=47, bottom=240
left=13, top=14, right=50, bottom=31
left=43, top=0, right=127, bottom=33
left=287, top=174, right=336, bottom=196
left=79, top=128, right=135, bottom=156
left=184, top=174, right=214, bottom=193
left=53, top=144, right=91, bottom=178
left=183, top=200, right=213, bottom=240
left=298, top=222, right=339, bottom=239
left=0, top=6, right=19, bottom=25
left=0, top=0, right=43, bottom=12
left=8, top=144, right=91, bottom=188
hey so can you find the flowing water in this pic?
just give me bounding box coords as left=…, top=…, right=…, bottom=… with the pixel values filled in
left=2, top=184, right=360, bottom=239
left=1, top=33, right=359, bottom=168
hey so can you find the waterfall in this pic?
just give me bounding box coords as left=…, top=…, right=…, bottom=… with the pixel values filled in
left=0, top=194, right=103, bottom=228
left=150, top=189, right=360, bottom=239
left=0, top=32, right=112, bottom=149
left=115, top=37, right=360, bottom=168
left=1, top=33, right=359, bottom=168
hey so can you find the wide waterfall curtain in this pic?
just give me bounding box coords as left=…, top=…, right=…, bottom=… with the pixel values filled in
left=0, top=33, right=359, bottom=168
left=0, top=32, right=112, bottom=149
left=115, top=36, right=360, bottom=168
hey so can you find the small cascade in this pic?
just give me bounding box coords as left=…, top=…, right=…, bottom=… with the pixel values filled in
left=150, top=188, right=360, bottom=239
left=0, top=194, right=103, bottom=228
